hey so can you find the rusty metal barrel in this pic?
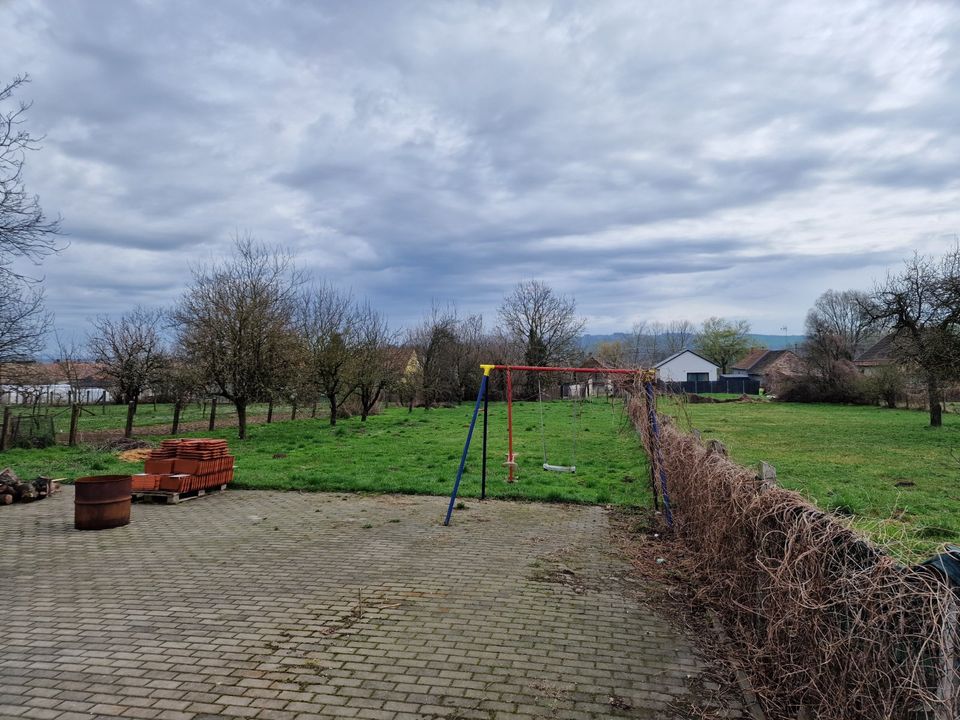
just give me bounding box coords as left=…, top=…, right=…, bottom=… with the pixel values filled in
left=74, top=475, right=132, bottom=530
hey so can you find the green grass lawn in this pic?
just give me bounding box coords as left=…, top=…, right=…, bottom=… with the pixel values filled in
left=1, top=400, right=651, bottom=506
left=665, top=400, right=960, bottom=558
left=15, top=401, right=297, bottom=434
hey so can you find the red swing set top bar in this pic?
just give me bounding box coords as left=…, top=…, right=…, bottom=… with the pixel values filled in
left=491, top=364, right=648, bottom=375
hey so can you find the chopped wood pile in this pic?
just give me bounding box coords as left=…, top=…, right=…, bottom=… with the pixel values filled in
left=0, top=467, right=60, bottom=505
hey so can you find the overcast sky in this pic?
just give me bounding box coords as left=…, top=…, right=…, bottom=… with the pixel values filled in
left=4, top=0, right=960, bottom=344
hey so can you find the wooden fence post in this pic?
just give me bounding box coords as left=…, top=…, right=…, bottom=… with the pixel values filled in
left=124, top=401, right=136, bottom=439
left=68, top=403, right=81, bottom=447
left=10, top=415, right=20, bottom=448
left=208, top=398, right=217, bottom=431
left=0, top=407, right=10, bottom=452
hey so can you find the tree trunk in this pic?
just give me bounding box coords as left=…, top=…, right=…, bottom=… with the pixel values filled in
left=328, top=394, right=337, bottom=426
left=124, top=401, right=136, bottom=439
left=237, top=402, right=248, bottom=440
left=266, top=399, right=273, bottom=424
left=171, top=400, right=182, bottom=435
left=68, top=403, right=81, bottom=446
left=208, top=398, right=217, bottom=431
left=928, top=376, right=942, bottom=427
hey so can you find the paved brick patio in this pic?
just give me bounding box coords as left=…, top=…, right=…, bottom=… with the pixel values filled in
left=1, top=488, right=740, bottom=719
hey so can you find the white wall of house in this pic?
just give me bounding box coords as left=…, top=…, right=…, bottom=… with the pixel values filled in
left=655, top=351, right=719, bottom=382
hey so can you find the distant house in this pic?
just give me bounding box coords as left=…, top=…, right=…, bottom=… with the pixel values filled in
left=855, top=335, right=896, bottom=376
left=729, top=349, right=804, bottom=391
left=654, top=350, right=719, bottom=382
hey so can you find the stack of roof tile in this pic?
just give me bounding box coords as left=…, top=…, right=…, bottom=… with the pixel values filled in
left=132, top=439, right=235, bottom=493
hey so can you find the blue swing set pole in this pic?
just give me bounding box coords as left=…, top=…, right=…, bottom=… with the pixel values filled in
left=443, top=365, right=493, bottom=526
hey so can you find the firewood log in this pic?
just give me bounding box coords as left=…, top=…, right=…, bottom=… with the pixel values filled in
left=15, top=483, right=38, bottom=502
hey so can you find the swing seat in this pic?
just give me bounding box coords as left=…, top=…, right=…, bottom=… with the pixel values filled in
left=543, top=463, right=576, bottom=473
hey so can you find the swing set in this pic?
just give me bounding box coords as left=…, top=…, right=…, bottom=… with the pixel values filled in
left=443, top=363, right=671, bottom=526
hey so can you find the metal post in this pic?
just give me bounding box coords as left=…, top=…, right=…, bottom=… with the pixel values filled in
left=444, top=373, right=489, bottom=526
left=506, top=369, right=514, bottom=482
left=481, top=384, right=489, bottom=500
left=645, top=381, right=673, bottom=528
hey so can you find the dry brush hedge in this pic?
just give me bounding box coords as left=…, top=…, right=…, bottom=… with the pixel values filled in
left=626, top=386, right=959, bottom=720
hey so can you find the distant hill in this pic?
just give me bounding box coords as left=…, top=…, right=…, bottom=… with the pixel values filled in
left=748, top=334, right=805, bottom=350
left=580, top=332, right=805, bottom=352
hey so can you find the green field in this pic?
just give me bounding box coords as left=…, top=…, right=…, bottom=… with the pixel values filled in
left=1, top=400, right=651, bottom=505
left=9, top=396, right=956, bottom=557
left=665, top=400, right=960, bottom=558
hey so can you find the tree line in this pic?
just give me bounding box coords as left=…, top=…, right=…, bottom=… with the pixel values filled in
left=794, top=245, right=960, bottom=427
left=26, top=237, right=588, bottom=439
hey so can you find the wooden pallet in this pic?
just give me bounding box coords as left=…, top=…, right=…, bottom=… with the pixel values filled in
left=132, top=484, right=227, bottom=505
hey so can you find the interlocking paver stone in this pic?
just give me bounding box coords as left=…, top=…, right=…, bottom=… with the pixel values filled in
left=1, top=487, right=740, bottom=718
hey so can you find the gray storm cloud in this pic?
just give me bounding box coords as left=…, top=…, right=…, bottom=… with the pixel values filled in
left=2, top=0, right=959, bottom=342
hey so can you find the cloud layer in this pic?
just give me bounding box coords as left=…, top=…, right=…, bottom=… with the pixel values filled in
left=4, top=0, right=960, bottom=343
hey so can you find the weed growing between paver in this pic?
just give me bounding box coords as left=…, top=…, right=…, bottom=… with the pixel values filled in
left=3, top=401, right=652, bottom=506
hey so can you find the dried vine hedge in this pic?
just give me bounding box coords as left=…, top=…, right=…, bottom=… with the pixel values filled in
left=627, top=385, right=959, bottom=720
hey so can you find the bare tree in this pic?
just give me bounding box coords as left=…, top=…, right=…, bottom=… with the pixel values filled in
left=175, top=235, right=302, bottom=439
left=806, top=289, right=872, bottom=359
left=695, top=317, right=752, bottom=374
left=665, top=320, right=696, bottom=355
left=498, top=280, right=585, bottom=396
left=863, top=248, right=960, bottom=427
left=635, top=320, right=696, bottom=364
left=0, top=273, right=50, bottom=362
left=628, top=321, right=649, bottom=365
left=89, top=306, right=168, bottom=406
left=296, top=281, right=358, bottom=426
left=800, top=290, right=872, bottom=398
left=595, top=339, right=629, bottom=368
left=156, top=349, right=201, bottom=434
left=54, top=332, right=87, bottom=404
left=409, top=304, right=461, bottom=409
left=452, top=313, right=485, bottom=401
left=1, top=75, right=61, bottom=281
left=351, top=301, right=398, bottom=421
